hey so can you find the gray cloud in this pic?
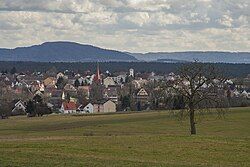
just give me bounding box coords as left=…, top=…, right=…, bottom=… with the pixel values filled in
left=0, top=0, right=249, bottom=52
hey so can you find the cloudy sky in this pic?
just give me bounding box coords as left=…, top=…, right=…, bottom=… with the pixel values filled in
left=0, top=0, right=249, bottom=52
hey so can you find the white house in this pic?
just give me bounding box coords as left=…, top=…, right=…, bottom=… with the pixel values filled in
left=241, top=90, right=250, bottom=98
left=77, top=103, right=94, bottom=113
left=112, top=75, right=126, bottom=84
left=83, top=103, right=94, bottom=113
left=103, top=77, right=116, bottom=88
left=12, top=100, right=26, bottom=113
left=132, top=78, right=148, bottom=89
left=57, top=72, right=65, bottom=79
left=166, top=72, right=176, bottom=81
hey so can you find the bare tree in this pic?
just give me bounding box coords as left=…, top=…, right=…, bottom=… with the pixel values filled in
left=170, top=62, right=228, bottom=135
left=89, top=82, right=104, bottom=103
left=0, top=82, right=14, bottom=118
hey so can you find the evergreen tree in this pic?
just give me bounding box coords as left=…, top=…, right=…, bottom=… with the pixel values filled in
left=121, top=95, right=130, bottom=110
left=1, top=70, right=8, bottom=74
left=155, top=99, right=159, bottom=109
left=74, top=79, right=80, bottom=88
left=26, top=100, right=36, bottom=117
left=0, top=101, right=11, bottom=119
left=137, top=101, right=141, bottom=111
left=56, top=77, right=66, bottom=89
left=36, top=103, right=52, bottom=117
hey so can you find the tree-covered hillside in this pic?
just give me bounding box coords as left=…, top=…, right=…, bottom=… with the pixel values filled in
left=0, top=61, right=249, bottom=78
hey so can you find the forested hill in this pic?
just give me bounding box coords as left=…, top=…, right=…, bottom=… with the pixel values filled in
left=0, top=61, right=249, bottom=78
left=0, top=42, right=137, bottom=62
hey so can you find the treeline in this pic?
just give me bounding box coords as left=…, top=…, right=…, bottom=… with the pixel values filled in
left=0, top=61, right=250, bottom=77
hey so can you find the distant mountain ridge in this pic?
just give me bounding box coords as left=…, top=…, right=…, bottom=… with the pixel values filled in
left=0, top=41, right=249, bottom=63
left=130, top=52, right=250, bottom=64
left=0, top=41, right=137, bottom=62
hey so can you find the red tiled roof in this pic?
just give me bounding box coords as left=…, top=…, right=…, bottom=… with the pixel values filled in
left=62, top=101, right=77, bottom=110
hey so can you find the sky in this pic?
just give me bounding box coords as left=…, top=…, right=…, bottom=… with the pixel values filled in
left=0, top=0, right=249, bottom=53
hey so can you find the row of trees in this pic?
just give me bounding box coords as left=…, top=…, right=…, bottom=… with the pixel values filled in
left=1, top=61, right=250, bottom=78
left=119, top=94, right=185, bottom=111
left=1, top=67, right=17, bottom=75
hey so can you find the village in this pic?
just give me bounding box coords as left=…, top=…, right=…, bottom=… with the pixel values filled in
left=0, top=64, right=250, bottom=118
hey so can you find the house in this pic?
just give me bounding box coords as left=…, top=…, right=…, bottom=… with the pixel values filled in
left=93, top=103, right=104, bottom=113
left=82, top=76, right=92, bottom=85
left=77, top=77, right=83, bottom=85
left=29, top=80, right=41, bottom=92
left=148, top=75, right=164, bottom=81
left=46, top=89, right=63, bottom=109
left=103, top=86, right=118, bottom=102
left=60, top=101, right=77, bottom=114
left=44, top=77, right=57, bottom=87
left=134, top=88, right=150, bottom=111
left=64, top=84, right=77, bottom=92
left=0, top=76, right=12, bottom=89
left=12, top=100, right=26, bottom=113
left=77, top=103, right=94, bottom=113
left=78, top=86, right=90, bottom=99
left=165, top=72, right=176, bottom=81
left=47, top=103, right=54, bottom=110
left=56, top=72, right=65, bottom=79
left=241, top=90, right=250, bottom=98
left=104, top=100, right=116, bottom=113
left=63, top=84, right=78, bottom=101
left=135, top=88, right=149, bottom=102
left=233, top=90, right=240, bottom=97
left=68, top=79, right=76, bottom=85
left=113, top=74, right=126, bottom=84
left=103, top=77, right=116, bottom=88
left=0, top=81, right=11, bottom=91
left=132, top=78, right=148, bottom=89
left=93, top=100, right=116, bottom=113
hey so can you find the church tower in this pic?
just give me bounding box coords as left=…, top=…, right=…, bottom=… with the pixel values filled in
left=93, top=63, right=101, bottom=83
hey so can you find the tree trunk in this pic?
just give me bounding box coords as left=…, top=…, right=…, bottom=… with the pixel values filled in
left=189, top=102, right=196, bottom=135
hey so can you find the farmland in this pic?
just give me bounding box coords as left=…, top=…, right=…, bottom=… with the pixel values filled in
left=0, top=108, right=249, bottom=167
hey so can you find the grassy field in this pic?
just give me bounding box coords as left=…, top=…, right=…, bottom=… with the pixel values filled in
left=0, top=108, right=249, bottom=167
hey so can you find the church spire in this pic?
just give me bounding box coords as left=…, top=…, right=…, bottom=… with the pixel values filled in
left=93, top=62, right=101, bottom=83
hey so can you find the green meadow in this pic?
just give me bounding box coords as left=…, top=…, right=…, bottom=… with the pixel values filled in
left=0, top=108, right=249, bottom=167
